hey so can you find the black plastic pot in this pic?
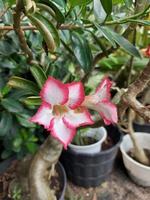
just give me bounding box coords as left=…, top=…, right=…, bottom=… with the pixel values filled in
left=60, top=125, right=122, bottom=188
left=133, top=122, right=150, bottom=133
left=57, top=162, right=67, bottom=200
left=0, top=158, right=67, bottom=200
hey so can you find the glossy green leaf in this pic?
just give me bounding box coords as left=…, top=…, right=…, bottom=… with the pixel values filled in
left=1, top=98, right=24, bottom=113
left=30, top=65, right=47, bottom=89
left=101, top=0, right=112, bottom=15
left=53, top=0, right=66, bottom=9
left=40, top=0, right=65, bottom=23
left=69, top=0, right=92, bottom=7
left=71, top=32, right=93, bottom=72
left=0, top=112, right=12, bottom=136
left=23, top=96, right=41, bottom=106
left=108, top=28, right=141, bottom=58
left=33, top=12, right=60, bottom=48
left=96, top=25, right=117, bottom=47
left=94, top=0, right=107, bottom=23
left=16, top=114, right=36, bottom=128
left=8, top=76, right=39, bottom=95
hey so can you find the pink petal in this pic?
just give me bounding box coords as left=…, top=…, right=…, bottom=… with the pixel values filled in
left=66, top=82, right=85, bottom=109
left=30, top=102, right=54, bottom=129
left=95, top=77, right=112, bottom=102
left=63, top=107, right=94, bottom=128
left=49, top=117, right=76, bottom=149
left=96, top=100, right=118, bottom=125
left=40, top=76, right=68, bottom=105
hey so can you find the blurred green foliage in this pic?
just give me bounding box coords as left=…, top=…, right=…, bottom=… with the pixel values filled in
left=0, top=0, right=150, bottom=158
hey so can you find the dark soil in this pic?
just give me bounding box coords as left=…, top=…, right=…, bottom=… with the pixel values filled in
left=0, top=160, right=17, bottom=200
left=72, top=137, right=98, bottom=146
left=102, top=136, right=114, bottom=150
left=128, top=148, right=150, bottom=167
left=0, top=160, right=63, bottom=200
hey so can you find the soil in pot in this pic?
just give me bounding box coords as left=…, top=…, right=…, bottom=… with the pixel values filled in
left=102, top=136, right=114, bottom=150
left=128, top=148, right=150, bottom=167
left=72, top=136, right=98, bottom=146
left=0, top=160, right=66, bottom=200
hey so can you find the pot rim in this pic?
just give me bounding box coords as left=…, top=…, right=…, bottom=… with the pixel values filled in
left=67, top=132, right=122, bottom=157
left=133, top=121, right=150, bottom=126
left=57, top=162, right=67, bottom=200
left=120, top=132, right=150, bottom=170
left=69, top=127, right=107, bottom=150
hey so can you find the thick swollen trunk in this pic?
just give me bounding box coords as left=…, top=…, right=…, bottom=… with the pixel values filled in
left=128, top=109, right=149, bottom=166
left=29, top=135, right=63, bottom=200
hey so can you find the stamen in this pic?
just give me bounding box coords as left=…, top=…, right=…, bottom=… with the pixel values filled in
left=53, top=105, right=68, bottom=116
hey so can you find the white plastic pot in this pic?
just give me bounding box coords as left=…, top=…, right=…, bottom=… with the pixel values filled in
left=120, top=132, right=150, bottom=187
left=69, top=127, right=107, bottom=154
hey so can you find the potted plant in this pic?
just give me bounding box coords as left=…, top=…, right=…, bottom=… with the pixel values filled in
left=120, top=132, right=150, bottom=187
left=68, top=126, right=107, bottom=154
left=9, top=71, right=118, bottom=195
left=120, top=108, right=150, bottom=187
left=60, top=78, right=121, bottom=188
left=1, top=0, right=150, bottom=199
left=60, top=125, right=122, bottom=187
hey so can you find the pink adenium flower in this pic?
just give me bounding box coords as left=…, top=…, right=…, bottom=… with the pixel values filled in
left=30, top=77, right=94, bottom=149
left=145, top=45, right=150, bottom=57
left=82, top=77, right=118, bottom=125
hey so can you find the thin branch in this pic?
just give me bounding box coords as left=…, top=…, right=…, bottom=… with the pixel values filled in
left=128, top=109, right=149, bottom=165
left=105, top=4, right=150, bottom=25
left=0, top=25, right=36, bottom=31
left=0, top=6, right=10, bottom=18
left=13, top=0, right=33, bottom=63
left=1, top=3, right=150, bottom=32
left=119, top=59, right=150, bottom=122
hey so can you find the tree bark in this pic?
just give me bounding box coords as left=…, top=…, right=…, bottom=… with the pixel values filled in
left=29, top=135, right=63, bottom=200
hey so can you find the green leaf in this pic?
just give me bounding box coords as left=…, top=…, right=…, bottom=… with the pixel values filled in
left=53, top=0, right=66, bottom=9
left=40, top=0, right=65, bottom=23
left=100, top=0, right=112, bottom=15
left=107, top=28, right=141, bottom=58
left=33, top=12, right=60, bottom=48
left=1, top=85, right=11, bottom=97
left=30, top=65, right=47, bottom=89
left=113, top=0, right=124, bottom=3
left=8, top=76, right=39, bottom=95
left=96, top=25, right=117, bottom=47
left=69, top=0, right=92, bottom=7
left=16, top=114, right=36, bottom=128
left=23, top=96, right=41, bottom=106
left=13, top=137, right=22, bottom=152
left=93, top=0, right=107, bottom=23
left=1, top=98, right=24, bottom=113
left=26, top=142, right=38, bottom=154
left=71, top=32, right=93, bottom=72
left=5, top=0, right=15, bottom=6
left=123, top=0, right=133, bottom=8
left=0, top=112, right=12, bottom=136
